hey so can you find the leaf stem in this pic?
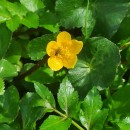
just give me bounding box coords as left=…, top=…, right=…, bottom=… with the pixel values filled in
left=53, top=108, right=85, bottom=130
left=120, top=41, right=130, bottom=51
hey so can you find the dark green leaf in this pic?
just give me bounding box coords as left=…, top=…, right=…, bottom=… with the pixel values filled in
left=39, top=11, right=59, bottom=33
left=0, top=124, right=13, bottom=130
left=80, top=87, right=108, bottom=130
left=20, top=92, right=46, bottom=130
left=68, top=37, right=120, bottom=97
left=28, top=34, right=54, bottom=61
left=0, top=86, right=19, bottom=123
left=0, top=78, right=5, bottom=95
left=82, top=2, right=96, bottom=39
left=26, top=67, right=56, bottom=84
left=0, top=24, right=12, bottom=59
left=109, top=84, right=130, bottom=120
left=5, top=39, right=22, bottom=64
left=34, top=82, right=55, bottom=109
left=92, top=0, right=129, bottom=38
left=58, top=77, right=79, bottom=118
left=20, top=0, right=44, bottom=12
left=0, top=59, right=17, bottom=78
left=55, top=0, right=86, bottom=28
left=40, top=115, right=71, bottom=130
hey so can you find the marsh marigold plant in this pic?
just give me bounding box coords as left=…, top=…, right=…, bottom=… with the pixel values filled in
left=46, top=31, right=83, bottom=71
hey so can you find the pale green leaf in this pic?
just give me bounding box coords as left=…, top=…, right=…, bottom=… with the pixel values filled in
left=20, top=0, right=44, bottom=12
left=40, top=115, right=71, bottom=130
left=0, top=59, right=17, bottom=78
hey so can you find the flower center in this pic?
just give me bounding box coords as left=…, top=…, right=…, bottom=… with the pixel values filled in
left=55, top=48, right=60, bottom=56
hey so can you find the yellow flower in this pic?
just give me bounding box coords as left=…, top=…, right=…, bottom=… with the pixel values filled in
left=46, top=31, right=83, bottom=71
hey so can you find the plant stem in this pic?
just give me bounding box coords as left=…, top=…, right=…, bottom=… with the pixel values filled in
left=120, top=41, right=130, bottom=51
left=53, top=108, right=85, bottom=130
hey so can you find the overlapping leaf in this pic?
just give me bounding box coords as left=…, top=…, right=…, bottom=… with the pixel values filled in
left=80, top=87, right=108, bottom=130
left=20, top=92, right=46, bottom=130
left=68, top=37, right=120, bottom=97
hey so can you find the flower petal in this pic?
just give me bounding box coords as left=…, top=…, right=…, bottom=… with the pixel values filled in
left=63, top=54, right=77, bottom=68
left=57, top=31, right=71, bottom=43
left=69, top=40, right=83, bottom=54
left=48, top=56, right=63, bottom=71
left=46, top=41, right=58, bottom=56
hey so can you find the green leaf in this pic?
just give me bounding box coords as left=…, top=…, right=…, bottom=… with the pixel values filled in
left=0, top=59, right=17, bottom=78
left=55, top=0, right=86, bottom=28
left=5, top=39, right=22, bottom=64
left=0, top=78, right=5, bottom=95
left=21, top=12, right=39, bottom=28
left=20, top=0, right=44, bottom=12
left=0, top=2, right=11, bottom=23
left=0, top=124, right=13, bottom=130
left=34, top=82, right=55, bottom=109
left=0, top=86, right=19, bottom=123
left=82, top=2, right=96, bottom=39
left=26, top=67, right=56, bottom=84
left=92, top=0, right=129, bottom=38
left=6, top=16, right=21, bottom=32
left=80, top=87, right=108, bottom=130
left=39, top=11, right=59, bottom=33
left=117, top=117, right=130, bottom=130
left=68, top=37, right=120, bottom=97
left=0, top=24, right=12, bottom=59
left=20, top=92, right=46, bottom=130
left=28, top=34, right=54, bottom=61
left=0, top=1, right=27, bottom=16
left=58, top=77, right=79, bottom=118
left=40, top=115, right=71, bottom=130
left=109, top=84, right=130, bottom=120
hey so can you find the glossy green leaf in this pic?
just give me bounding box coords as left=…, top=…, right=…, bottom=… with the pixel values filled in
left=58, top=77, right=79, bottom=118
left=28, top=34, right=54, bottom=61
left=80, top=87, right=108, bottom=130
left=0, top=78, right=5, bottom=95
left=40, top=115, right=71, bottom=130
left=0, top=24, right=12, bottom=59
left=34, top=82, right=55, bottom=109
left=0, top=124, right=13, bottom=130
left=109, top=84, right=130, bottom=120
left=0, top=86, right=19, bottom=123
left=55, top=0, right=86, bottom=28
left=68, top=37, right=120, bottom=96
left=20, top=92, right=46, bottom=130
left=0, top=59, right=17, bottom=78
left=20, top=0, right=44, bottom=12
left=92, top=0, right=129, bottom=38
